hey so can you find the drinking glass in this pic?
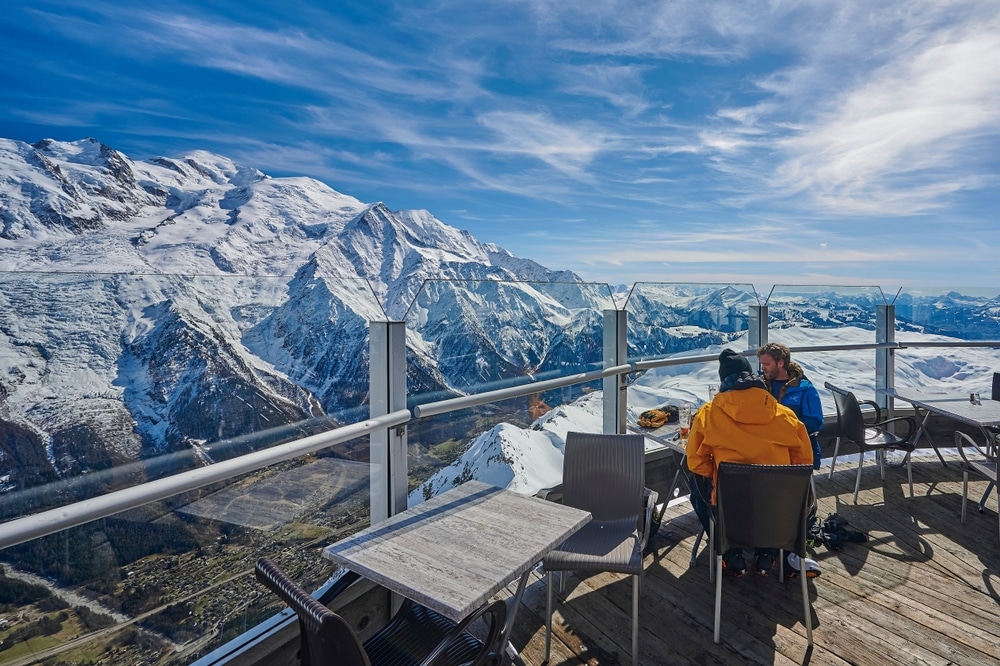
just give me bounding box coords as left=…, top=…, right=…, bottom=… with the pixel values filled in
left=679, top=403, right=692, bottom=439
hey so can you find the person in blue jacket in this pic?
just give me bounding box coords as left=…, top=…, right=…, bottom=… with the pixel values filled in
left=757, top=342, right=824, bottom=577
left=757, top=343, right=823, bottom=467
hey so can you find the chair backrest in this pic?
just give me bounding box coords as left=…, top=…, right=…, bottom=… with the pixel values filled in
left=562, top=431, right=644, bottom=522
left=255, top=558, right=371, bottom=666
left=992, top=372, right=1000, bottom=402
left=825, top=382, right=866, bottom=444
left=715, top=462, right=813, bottom=554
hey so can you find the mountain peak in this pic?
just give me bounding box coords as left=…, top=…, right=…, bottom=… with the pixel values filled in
left=0, top=136, right=578, bottom=315
left=31, top=137, right=109, bottom=165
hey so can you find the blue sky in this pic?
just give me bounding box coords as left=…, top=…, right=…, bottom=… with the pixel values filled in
left=2, top=0, right=999, bottom=291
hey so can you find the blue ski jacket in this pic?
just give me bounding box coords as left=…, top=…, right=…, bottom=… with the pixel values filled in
left=768, top=371, right=824, bottom=469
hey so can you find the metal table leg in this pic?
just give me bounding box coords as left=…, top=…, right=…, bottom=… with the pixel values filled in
left=976, top=426, right=997, bottom=511
left=913, top=407, right=949, bottom=467
left=499, top=570, right=531, bottom=665
left=978, top=482, right=995, bottom=512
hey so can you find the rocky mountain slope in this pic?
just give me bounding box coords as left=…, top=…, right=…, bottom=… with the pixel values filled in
left=0, top=137, right=605, bottom=498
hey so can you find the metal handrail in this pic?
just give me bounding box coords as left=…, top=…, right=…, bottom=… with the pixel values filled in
left=5, top=338, right=998, bottom=549
left=412, top=363, right=636, bottom=417
left=786, top=342, right=897, bottom=353
left=895, top=340, right=1000, bottom=348
left=0, top=409, right=412, bottom=551
left=414, top=339, right=999, bottom=419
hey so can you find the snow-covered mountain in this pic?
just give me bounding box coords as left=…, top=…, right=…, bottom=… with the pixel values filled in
left=0, top=137, right=611, bottom=496
left=0, top=137, right=578, bottom=316
left=2, top=136, right=1000, bottom=508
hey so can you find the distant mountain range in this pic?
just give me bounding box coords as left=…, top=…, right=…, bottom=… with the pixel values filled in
left=0, top=137, right=580, bottom=316
left=1, top=137, right=999, bottom=508
left=0, top=137, right=621, bottom=502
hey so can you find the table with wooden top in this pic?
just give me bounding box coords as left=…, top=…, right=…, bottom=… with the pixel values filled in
left=626, top=417, right=688, bottom=501
left=881, top=387, right=1000, bottom=460
left=322, top=479, right=592, bottom=663
left=882, top=387, right=1000, bottom=509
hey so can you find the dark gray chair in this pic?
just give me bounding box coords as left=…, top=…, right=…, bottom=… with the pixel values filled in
left=254, top=557, right=505, bottom=666
left=712, top=462, right=814, bottom=646
left=955, top=431, right=1000, bottom=540
left=825, top=382, right=917, bottom=504
left=542, top=432, right=654, bottom=666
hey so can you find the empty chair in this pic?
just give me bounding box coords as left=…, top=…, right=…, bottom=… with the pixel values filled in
left=542, top=432, right=655, bottom=666
left=712, top=462, right=814, bottom=645
left=254, top=557, right=505, bottom=666
left=955, top=431, right=1000, bottom=540
left=825, top=382, right=917, bottom=504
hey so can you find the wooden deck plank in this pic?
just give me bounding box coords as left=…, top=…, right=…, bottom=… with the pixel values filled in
left=499, top=453, right=1000, bottom=665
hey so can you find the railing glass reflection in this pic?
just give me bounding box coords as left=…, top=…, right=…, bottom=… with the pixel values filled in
left=892, top=286, right=1000, bottom=395
left=0, top=272, right=379, bottom=664
left=766, top=285, right=889, bottom=401
left=624, top=282, right=760, bottom=418
left=403, top=280, right=614, bottom=504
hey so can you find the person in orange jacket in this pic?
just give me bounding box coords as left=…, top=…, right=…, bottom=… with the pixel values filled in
left=687, top=348, right=813, bottom=576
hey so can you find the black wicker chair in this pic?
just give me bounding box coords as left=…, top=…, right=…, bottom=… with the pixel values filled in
left=541, top=432, right=654, bottom=666
left=712, top=462, right=814, bottom=646
left=955, top=431, right=1000, bottom=541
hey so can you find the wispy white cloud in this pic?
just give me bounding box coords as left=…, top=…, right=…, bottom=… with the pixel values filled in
left=4, top=0, right=1000, bottom=286
left=770, top=17, right=1000, bottom=214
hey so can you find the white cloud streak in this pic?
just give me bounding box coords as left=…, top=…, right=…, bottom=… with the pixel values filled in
left=6, top=0, right=1000, bottom=286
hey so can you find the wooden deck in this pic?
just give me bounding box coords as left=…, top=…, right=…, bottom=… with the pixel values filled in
left=497, top=453, right=1000, bottom=665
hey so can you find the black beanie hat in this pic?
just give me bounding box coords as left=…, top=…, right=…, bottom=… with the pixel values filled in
left=719, top=349, right=752, bottom=381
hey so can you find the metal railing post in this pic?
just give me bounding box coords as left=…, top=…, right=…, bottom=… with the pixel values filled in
left=876, top=304, right=895, bottom=412
left=603, top=309, right=628, bottom=434
left=370, top=321, right=409, bottom=521
left=749, top=305, right=768, bottom=351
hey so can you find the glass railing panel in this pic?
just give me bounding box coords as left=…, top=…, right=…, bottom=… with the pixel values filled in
left=0, top=272, right=382, bottom=664
left=623, top=282, right=761, bottom=416
left=893, top=286, right=1000, bottom=341
left=891, top=286, right=1000, bottom=395
left=765, top=285, right=888, bottom=404
left=403, top=280, right=616, bottom=501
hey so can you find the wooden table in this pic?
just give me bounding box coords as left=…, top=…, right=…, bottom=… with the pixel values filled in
left=882, top=388, right=1000, bottom=460
left=882, top=388, right=1000, bottom=509
left=322, top=479, right=591, bottom=662
left=627, top=418, right=687, bottom=501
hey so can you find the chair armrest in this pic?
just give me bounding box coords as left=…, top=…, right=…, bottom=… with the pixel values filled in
left=417, top=598, right=508, bottom=666
left=955, top=430, right=996, bottom=466
left=858, top=399, right=882, bottom=423
left=874, top=415, right=917, bottom=448
left=535, top=484, right=563, bottom=503
left=256, top=558, right=340, bottom=634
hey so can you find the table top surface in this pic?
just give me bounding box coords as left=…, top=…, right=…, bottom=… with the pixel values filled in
left=882, top=388, right=1000, bottom=428
left=626, top=420, right=687, bottom=455
left=322, top=480, right=592, bottom=623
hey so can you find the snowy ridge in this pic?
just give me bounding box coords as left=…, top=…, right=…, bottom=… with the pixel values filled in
left=0, top=137, right=603, bottom=490
left=0, top=138, right=581, bottom=320
left=413, top=323, right=1000, bottom=500
left=1, top=136, right=1000, bottom=501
